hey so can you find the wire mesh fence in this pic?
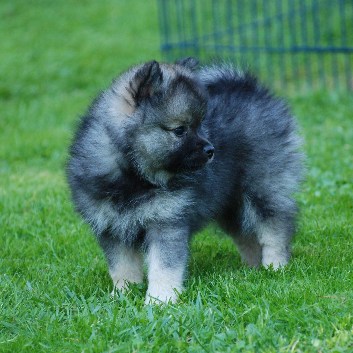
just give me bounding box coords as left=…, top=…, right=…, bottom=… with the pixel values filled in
left=158, top=0, right=353, bottom=91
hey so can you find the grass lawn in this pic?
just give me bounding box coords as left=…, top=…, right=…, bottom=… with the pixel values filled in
left=1, top=1, right=352, bottom=352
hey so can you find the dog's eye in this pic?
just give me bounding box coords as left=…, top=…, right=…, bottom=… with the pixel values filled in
left=173, top=126, right=187, bottom=137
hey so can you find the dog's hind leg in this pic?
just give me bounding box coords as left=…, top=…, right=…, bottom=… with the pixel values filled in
left=256, top=220, right=292, bottom=270
left=220, top=209, right=291, bottom=270
left=238, top=196, right=293, bottom=270
left=98, top=232, right=144, bottom=294
left=233, top=234, right=262, bottom=268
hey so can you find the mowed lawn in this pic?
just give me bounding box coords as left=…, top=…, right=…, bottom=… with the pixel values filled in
left=1, top=1, right=353, bottom=352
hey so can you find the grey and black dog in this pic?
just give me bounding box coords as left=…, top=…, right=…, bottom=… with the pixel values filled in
left=67, top=58, right=303, bottom=303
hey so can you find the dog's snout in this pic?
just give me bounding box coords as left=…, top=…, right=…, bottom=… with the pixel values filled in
left=203, top=145, right=215, bottom=160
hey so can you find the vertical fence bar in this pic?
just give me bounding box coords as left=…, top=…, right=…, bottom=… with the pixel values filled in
left=176, top=0, right=184, bottom=59
left=262, top=0, right=274, bottom=86
left=157, top=0, right=168, bottom=60
left=299, top=0, right=312, bottom=87
left=330, top=2, right=340, bottom=89
left=199, top=0, right=208, bottom=60
left=190, top=0, right=200, bottom=58
left=312, top=0, right=325, bottom=88
left=211, top=0, right=219, bottom=58
left=226, top=0, right=234, bottom=60
left=251, top=0, right=260, bottom=74
left=236, top=0, right=245, bottom=66
left=339, top=0, right=352, bottom=89
left=289, top=0, right=300, bottom=89
left=275, top=0, right=283, bottom=89
left=242, top=1, right=249, bottom=73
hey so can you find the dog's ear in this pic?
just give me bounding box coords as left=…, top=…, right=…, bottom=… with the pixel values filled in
left=130, top=61, right=163, bottom=105
left=175, top=57, right=199, bottom=71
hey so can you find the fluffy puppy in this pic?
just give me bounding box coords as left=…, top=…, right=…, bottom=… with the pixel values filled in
left=67, top=58, right=303, bottom=303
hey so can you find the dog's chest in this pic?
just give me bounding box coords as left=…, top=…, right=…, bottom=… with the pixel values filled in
left=105, top=181, right=193, bottom=241
left=88, top=170, right=195, bottom=241
left=105, top=171, right=193, bottom=219
left=108, top=171, right=157, bottom=207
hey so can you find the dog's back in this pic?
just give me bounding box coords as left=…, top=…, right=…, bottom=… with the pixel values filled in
left=198, top=64, right=304, bottom=267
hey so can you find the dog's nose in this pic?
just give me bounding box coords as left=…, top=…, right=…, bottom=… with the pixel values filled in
left=203, top=145, right=215, bottom=159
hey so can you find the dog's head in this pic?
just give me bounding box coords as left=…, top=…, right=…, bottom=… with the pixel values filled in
left=106, top=58, right=214, bottom=186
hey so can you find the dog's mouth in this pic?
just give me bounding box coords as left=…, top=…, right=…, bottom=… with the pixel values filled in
left=164, top=142, right=215, bottom=174
left=171, top=153, right=214, bottom=173
left=191, top=155, right=214, bottom=169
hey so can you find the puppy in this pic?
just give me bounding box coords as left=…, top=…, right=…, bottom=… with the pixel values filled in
left=67, top=58, right=303, bottom=303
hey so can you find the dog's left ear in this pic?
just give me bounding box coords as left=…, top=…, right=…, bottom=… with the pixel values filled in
left=175, top=57, right=199, bottom=71
left=130, top=61, right=163, bottom=105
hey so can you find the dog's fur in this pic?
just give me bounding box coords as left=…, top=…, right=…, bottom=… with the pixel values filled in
left=67, top=58, right=303, bottom=303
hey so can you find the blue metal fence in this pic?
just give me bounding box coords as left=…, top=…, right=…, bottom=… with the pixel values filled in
left=158, top=0, right=353, bottom=91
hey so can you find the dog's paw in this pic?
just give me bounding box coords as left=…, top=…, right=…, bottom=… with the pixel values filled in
left=261, top=241, right=290, bottom=270
left=262, top=253, right=288, bottom=270
left=144, top=286, right=181, bottom=305
left=110, top=279, right=133, bottom=297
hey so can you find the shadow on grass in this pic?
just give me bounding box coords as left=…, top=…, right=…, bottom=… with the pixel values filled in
left=189, top=226, right=242, bottom=278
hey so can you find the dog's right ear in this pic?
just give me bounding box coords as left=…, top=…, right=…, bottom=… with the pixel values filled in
left=129, top=61, right=163, bottom=105
left=175, top=57, right=199, bottom=71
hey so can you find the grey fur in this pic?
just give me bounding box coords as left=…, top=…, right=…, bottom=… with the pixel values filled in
left=67, top=59, right=304, bottom=303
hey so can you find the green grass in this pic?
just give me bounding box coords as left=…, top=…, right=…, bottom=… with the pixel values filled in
left=1, top=1, right=353, bottom=352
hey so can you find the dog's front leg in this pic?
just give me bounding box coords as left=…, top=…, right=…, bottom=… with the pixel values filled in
left=145, top=226, right=189, bottom=304
left=98, top=231, right=144, bottom=295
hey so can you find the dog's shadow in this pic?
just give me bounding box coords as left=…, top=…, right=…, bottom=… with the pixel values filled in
left=188, top=226, right=242, bottom=278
